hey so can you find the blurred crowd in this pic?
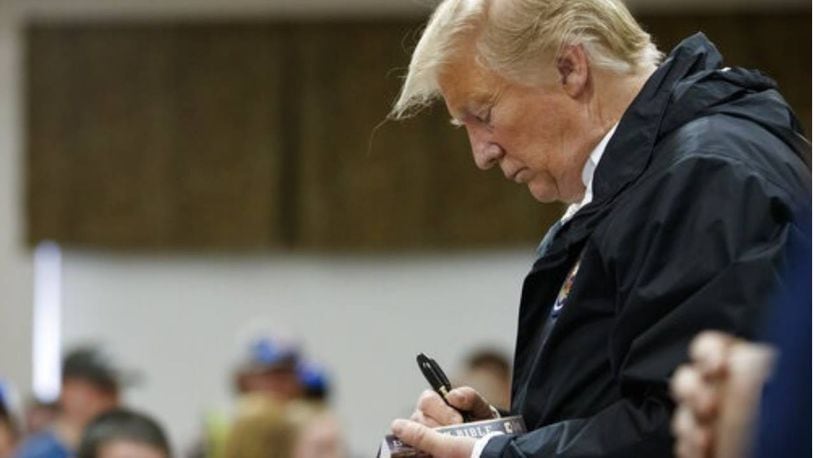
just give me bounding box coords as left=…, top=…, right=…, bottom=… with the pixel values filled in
left=3, top=286, right=808, bottom=458
left=0, top=338, right=513, bottom=458
left=1, top=347, right=167, bottom=458
left=0, top=334, right=349, bottom=458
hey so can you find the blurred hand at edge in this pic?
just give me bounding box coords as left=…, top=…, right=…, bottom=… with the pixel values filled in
left=670, top=331, right=776, bottom=458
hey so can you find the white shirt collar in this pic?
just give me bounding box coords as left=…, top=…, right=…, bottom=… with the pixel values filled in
left=560, top=123, right=618, bottom=222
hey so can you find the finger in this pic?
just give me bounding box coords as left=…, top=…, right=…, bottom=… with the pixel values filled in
left=675, top=439, right=701, bottom=458
left=672, top=407, right=702, bottom=458
left=391, top=419, right=474, bottom=458
left=410, top=409, right=442, bottom=428
left=671, top=364, right=720, bottom=421
left=671, top=405, right=695, bottom=438
left=417, top=389, right=463, bottom=425
left=673, top=406, right=715, bottom=458
left=447, top=387, right=496, bottom=420
left=691, top=388, right=718, bottom=422
left=689, top=331, right=735, bottom=377
left=674, top=440, right=691, bottom=458
left=670, top=365, right=702, bottom=402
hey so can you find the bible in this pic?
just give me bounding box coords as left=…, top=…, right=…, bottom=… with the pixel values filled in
left=377, top=415, right=526, bottom=458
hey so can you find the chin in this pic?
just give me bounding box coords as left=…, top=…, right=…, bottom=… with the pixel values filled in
left=528, top=182, right=557, bottom=203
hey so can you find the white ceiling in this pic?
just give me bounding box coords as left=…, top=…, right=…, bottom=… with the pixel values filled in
left=11, top=0, right=812, bottom=21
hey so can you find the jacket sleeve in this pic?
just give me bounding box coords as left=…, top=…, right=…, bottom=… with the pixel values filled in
left=481, top=154, right=803, bottom=458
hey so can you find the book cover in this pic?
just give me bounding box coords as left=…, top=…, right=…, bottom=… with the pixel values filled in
left=377, top=415, right=526, bottom=458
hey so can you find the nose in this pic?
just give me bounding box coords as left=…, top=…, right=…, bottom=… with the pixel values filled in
left=467, top=128, right=503, bottom=170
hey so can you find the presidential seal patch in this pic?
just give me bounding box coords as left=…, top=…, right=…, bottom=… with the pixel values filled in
left=551, top=260, right=581, bottom=318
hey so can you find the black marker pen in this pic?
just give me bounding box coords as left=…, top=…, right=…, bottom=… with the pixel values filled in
left=416, top=353, right=472, bottom=422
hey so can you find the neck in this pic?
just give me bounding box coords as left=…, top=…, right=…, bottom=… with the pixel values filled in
left=561, top=66, right=655, bottom=204
left=591, top=66, right=655, bottom=132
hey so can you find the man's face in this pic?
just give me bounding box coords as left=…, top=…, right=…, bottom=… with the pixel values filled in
left=98, top=440, right=166, bottom=458
left=60, top=379, right=119, bottom=425
left=437, top=47, right=592, bottom=204
left=0, top=418, right=15, bottom=458
left=238, top=367, right=303, bottom=402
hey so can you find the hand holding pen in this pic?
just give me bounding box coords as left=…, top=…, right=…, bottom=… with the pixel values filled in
left=416, top=353, right=498, bottom=424
left=417, top=353, right=474, bottom=422
left=388, top=354, right=504, bottom=457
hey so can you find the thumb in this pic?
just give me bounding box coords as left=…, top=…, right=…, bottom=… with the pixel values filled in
left=391, top=419, right=473, bottom=458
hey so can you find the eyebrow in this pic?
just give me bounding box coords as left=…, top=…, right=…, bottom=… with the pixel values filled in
left=447, top=90, right=497, bottom=128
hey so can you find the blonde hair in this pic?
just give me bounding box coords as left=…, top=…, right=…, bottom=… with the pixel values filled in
left=390, top=0, right=662, bottom=119
left=224, top=396, right=337, bottom=458
left=224, top=396, right=296, bottom=458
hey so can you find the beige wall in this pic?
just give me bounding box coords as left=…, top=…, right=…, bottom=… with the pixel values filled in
left=0, top=0, right=34, bottom=403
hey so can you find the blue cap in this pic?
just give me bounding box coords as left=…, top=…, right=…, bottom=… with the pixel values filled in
left=244, top=337, right=300, bottom=370
left=0, top=381, right=7, bottom=412
left=296, top=361, right=330, bottom=399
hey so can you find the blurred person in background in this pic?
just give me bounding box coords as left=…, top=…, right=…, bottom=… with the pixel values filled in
left=296, top=361, right=330, bottom=403
left=0, top=407, right=16, bottom=458
left=192, top=335, right=344, bottom=458
left=21, top=400, right=57, bottom=440
left=229, top=338, right=344, bottom=458
left=15, top=347, right=124, bottom=458
left=290, top=362, right=344, bottom=458
left=224, top=394, right=343, bottom=458
left=454, top=349, right=511, bottom=413
left=0, top=386, right=19, bottom=458
left=234, top=336, right=304, bottom=402
left=386, top=0, right=811, bottom=455
left=189, top=335, right=302, bottom=458
left=77, top=409, right=171, bottom=458
left=223, top=395, right=293, bottom=458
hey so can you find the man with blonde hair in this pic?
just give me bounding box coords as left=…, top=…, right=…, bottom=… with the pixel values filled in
left=387, top=0, right=811, bottom=457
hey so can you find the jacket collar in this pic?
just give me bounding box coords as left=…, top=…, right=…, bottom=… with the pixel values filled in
left=533, top=33, right=723, bottom=268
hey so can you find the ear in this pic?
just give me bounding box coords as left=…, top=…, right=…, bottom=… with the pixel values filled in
left=556, top=44, right=590, bottom=99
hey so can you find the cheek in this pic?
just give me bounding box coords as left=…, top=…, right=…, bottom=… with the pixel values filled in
left=504, top=127, right=553, bottom=169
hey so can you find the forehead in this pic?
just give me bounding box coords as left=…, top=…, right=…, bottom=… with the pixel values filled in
left=99, top=441, right=165, bottom=458
left=437, top=49, right=504, bottom=116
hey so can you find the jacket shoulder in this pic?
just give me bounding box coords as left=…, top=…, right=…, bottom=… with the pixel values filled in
left=653, top=114, right=810, bottom=195
left=596, top=113, right=810, bottom=250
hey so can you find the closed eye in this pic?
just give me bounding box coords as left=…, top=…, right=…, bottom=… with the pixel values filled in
left=475, top=106, right=492, bottom=125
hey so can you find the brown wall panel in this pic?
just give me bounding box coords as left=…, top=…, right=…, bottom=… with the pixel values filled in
left=27, top=24, right=286, bottom=249
left=165, top=26, right=285, bottom=249
left=27, top=26, right=178, bottom=248
left=25, top=12, right=810, bottom=251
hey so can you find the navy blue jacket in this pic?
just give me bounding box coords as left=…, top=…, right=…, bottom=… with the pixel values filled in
left=483, top=33, right=811, bottom=457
